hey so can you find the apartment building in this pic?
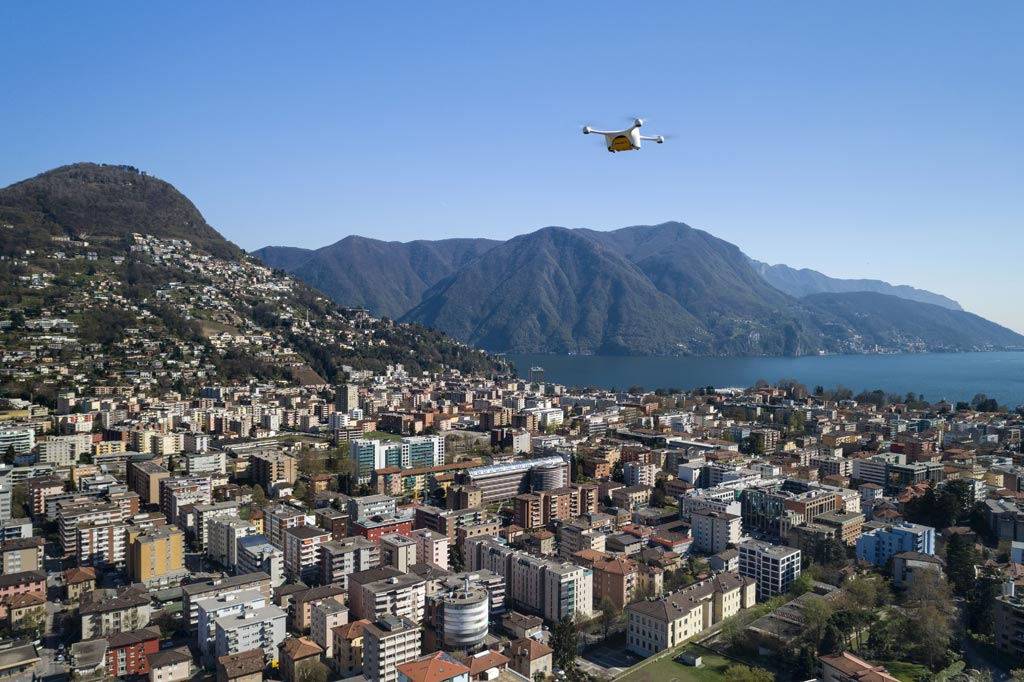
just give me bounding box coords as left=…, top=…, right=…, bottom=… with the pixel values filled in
left=283, top=525, right=331, bottom=584
left=182, top=572, right=273, bottom=634
left=738, top=540, right=802, bottom=601
left=320, top=536, right=381, bottom=588
left=350, top=567, right=427, bottom=623
left=236, top=535, right=285, bottom=587
left=855, top=522, right=935, bottom=567
left=362, top=615, right=422, bottom=682
left=690, top=509, right=741, bottom=555
left=126, top=460, right=171, bottom=506
left=207, top=517, right=257, bottom=570
left=213, top=604, right=288, bottom=666
left=250, top=451, right=298, bottom=491
left=409, top=528, right=449, bottom=570
left=196, top=589, right=268, bottom=663
left=265, top=505, right=306, bottom=550
left=127, top=525, right=187, bottom=587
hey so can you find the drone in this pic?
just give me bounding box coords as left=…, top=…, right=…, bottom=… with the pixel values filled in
left=583, top=118, right=664, bottom=152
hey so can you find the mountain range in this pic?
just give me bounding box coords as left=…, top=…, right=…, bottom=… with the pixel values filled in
left=256, top=223, right=1024, bottom=356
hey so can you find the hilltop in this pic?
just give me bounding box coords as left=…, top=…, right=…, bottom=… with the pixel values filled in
left=0, top=164, right=505, bottom=402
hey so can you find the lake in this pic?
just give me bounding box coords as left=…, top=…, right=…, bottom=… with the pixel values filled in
left=507, top=351, right=1024, bottom=408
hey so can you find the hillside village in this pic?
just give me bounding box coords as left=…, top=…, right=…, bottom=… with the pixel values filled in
left=0, top=350, right=1022, bottom=682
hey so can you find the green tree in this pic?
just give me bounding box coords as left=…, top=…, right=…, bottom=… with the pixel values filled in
left=599, top=596, right=620, bottom=640
left=9, top=484, right=27, bottom=518
left=297, top=661, right=330, bottom=682
left=800, top=596, right=834, bottom=648
left=251, top=484, right=267, bottom=508
left=2, top=446, right=15, bottom=465
left=534, top=672, right=547, bottom=682
left=550, top=616, right=579, bottom=670
left=945, top=533, right=979, bottom=597
left=292, top=481, right=309, bottom=507
left=789, top=572, right=814, bottom=597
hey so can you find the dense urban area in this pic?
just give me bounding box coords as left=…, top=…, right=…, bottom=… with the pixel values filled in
left=1, top=197, right=1023, bottom=682
left=2, top=343, right=1024, bottom=682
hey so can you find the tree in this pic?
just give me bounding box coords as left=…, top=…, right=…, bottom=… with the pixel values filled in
left=946, top=533, right=979, bottom=597
left=789, top=572, right=814, bottom=597
left=550, top=617, right=579, bottom=670
left=292, top=481, right=308, bottom=507
left=2, top=446, right=15, bottom=465
left=9, top=484, right=27, bottom=518
left=534, top=672, right=547, bottom=682
left=298, top=662, right=330, bottom=682
left=251, top=484, right=267, bottom=508
left=800, top=596, right=834, bottom=647
left=599, top=597, right=620, bottom=639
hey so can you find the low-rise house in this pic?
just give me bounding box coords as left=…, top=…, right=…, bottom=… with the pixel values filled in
left=279, top=637, right=323, bottom=682
left=80, top=586, right=153, bottom=640
left=104, top=627, right=161, bottom=678
left=332, top=619, right=370, bottom=677
left=216, top=649, right=265, bottom=682
left=892, top=551, right=945, bottom=589
left=817, top=651, right=899, bottom=682
left=398, top=652, right=470, bottom=682
left=503, top=637, right=553, bottom=680
left=65, top=566, right=96, bottom=602
left=147, top=647, right=192, bottom=682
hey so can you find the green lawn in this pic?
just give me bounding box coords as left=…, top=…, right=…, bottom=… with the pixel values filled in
left=616, top=645, right=736, bottom=682
left=878, top=661, right=929, bottom=682
left=364, top=430, right=402, bottom=441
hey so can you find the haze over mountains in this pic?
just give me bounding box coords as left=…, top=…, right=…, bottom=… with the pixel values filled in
left=256, top=222, right=1024, bottom=357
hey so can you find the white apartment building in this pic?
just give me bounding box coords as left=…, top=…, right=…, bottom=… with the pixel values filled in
left=738, top=540, right=802, bottom=601
left=207, top=517, right=257, bottom=570
left=543, top=561, right=593, bottom=623
left=186, top=450, right=226, bottom=475
left=362, top=615, right=421, bottom=682
left=678, top=488, right=742, bottom=522
left=320, top=536, right=381, bottom=588
left=236, top=535, right=285, bottom=587
left=283, top=525, right=331, bottom=584
left=623, top=461, right=657, bottom=487
left=213, top=603, right=287, bottom=666
left=196, top=589, right=267, bottom=663
left=690, top=509, right=741, bottom=555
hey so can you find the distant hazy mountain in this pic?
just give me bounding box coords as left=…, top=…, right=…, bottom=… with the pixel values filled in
left=255, top=236, right=499, bottom=319
left=257, top=221, right=1024, bottom=356
left=403, top=226, right=711, bottom=355
left=804, top=292, right=1020, bottom=348
left=751, top=260, right=963, bottom=311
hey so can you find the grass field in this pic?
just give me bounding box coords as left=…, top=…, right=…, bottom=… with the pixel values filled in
left=878, top=660, right=929, bottom=681
left=364, top=430, right=402, bottom=441
left=616, top=645, right=737, bottom=682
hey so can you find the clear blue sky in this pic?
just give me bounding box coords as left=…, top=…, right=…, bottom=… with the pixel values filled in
left=2, top=3, right=1022, bottom=331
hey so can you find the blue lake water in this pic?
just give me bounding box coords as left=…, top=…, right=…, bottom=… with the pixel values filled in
left=508, top=352, right=1024, bottom=408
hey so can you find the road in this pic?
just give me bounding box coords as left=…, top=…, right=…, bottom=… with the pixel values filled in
left=39, top=600, right=68, bottom=682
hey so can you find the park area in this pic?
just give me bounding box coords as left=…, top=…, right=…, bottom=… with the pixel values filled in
left=615, top=645, right=757, bottom=682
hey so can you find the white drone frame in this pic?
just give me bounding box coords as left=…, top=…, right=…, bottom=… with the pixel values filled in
left=583, top=118, right=664, bottom=152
